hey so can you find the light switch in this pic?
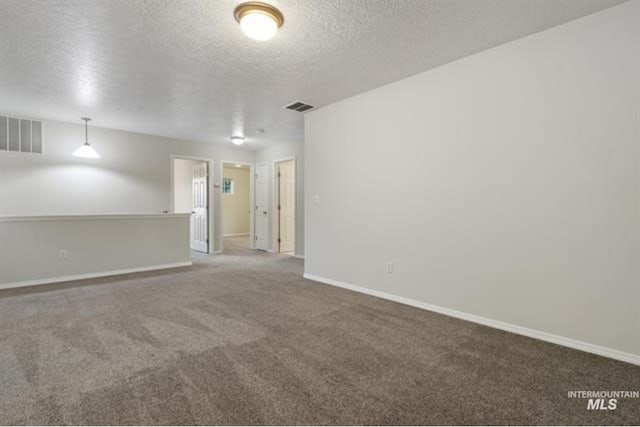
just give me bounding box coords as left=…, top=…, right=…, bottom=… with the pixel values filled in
left=386, top=262, right=394, bottom=273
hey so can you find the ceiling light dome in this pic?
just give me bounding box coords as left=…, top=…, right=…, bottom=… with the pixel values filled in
left=234, top=2, right=284, bottom=42
left=230, top=136, right=245, bottom=145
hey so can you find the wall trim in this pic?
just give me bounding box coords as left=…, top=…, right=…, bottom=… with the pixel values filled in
left=303, top=273, right=640, bottom=367
left=223, top=233, right=250, bottom=237
left=0, top=262, right=193, bottom=291
left=294, top=254, right=305, bottom=259
left=0, top=213, right=190, bottom=222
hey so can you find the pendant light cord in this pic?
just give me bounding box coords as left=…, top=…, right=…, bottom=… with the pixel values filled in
left=82, top=117, right=91, bottom=144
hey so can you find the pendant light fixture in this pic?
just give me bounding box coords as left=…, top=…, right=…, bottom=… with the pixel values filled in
left=234, top=2, right=284, bottom=42
left=72, top=117, right=100, bottom=158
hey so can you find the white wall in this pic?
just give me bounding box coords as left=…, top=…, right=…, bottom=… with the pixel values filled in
left=222, top=166, right=250, bottom=235
left=255, top=140, right=304, bottom=256
left=0, top=119, right=253, bottom=251
left=305, top=2, right=640, bottom=360
left=173, top=158, right=200, bottom=213
left=0, top=214, right=190, bottom=287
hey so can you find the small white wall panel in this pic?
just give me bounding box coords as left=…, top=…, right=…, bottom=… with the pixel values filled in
left=0, top=116, right=7, bottom=150
left=20, top=119, right=31, bottom=152
left=0, top=115, right=42, bottom=154
left=8, top=117, right=19, bottom=151
left=31, top=120, right=42, bottom=153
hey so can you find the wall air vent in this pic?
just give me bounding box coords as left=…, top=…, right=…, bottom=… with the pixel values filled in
left=283, top=101, right=316, bottom=113
left=0, top=115, right=43, bottom=154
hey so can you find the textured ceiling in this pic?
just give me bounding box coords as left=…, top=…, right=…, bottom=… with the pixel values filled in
left=0, top=0, right=624, bottom=150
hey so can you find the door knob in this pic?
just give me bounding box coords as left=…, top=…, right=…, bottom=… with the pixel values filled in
left=263, top=211, right=267, bottom=214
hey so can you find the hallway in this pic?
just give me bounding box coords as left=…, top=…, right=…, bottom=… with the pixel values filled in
left=223, top=235, right=251, bottom=253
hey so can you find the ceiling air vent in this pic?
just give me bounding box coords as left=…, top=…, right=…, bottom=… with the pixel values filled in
left=283, top=101, right=316, bottom=113
left=0, top=115, right=43, bottom=154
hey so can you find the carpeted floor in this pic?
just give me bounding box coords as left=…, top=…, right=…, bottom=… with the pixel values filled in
left=0, top=238, right=638, bottom=425
left=223, top=235, right=251, bottom=252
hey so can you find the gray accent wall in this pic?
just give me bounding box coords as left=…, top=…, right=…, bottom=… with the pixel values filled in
left=304, top=2, right=640, bottom=357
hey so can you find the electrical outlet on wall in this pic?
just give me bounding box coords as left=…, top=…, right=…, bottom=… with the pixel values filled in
left=58, top=250, right=68, bottom=259
left=386, top=261, right=393, bottom=273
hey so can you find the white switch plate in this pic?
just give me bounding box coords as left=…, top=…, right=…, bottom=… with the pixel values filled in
left=58, top=250, right=68, bottom=259
left=386, top=261, right=393, bottom=273
left=314, top=194, right=320, bottom=203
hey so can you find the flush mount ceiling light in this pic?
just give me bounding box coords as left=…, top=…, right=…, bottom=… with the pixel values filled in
left=72, top=117, right=100, bottom=158
left=234, top=2, right=284, bottom=41
left=230, top=136, right=246, bottom=145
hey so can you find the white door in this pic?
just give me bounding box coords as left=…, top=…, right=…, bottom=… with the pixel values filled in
left=278, top=160, right=295, bottom=253
left=191, top=162, right=208, bottom=253
left=255, top=163, right=269, bottom=250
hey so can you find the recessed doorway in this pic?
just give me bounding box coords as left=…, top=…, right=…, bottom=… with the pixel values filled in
left=171, top=155, right=213, bottom=254
left=221, top=161, right=254, bottom=253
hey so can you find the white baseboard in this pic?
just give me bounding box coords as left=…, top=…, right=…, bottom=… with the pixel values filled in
left=0, top=262, right=193, bottom=291
left=214, top=250, right=223, bottom=254
left=223, top=233, right=250, bottom=237
left=303, top=273, right=640, bottom=367
left=294, top=254, right=305, bottom=259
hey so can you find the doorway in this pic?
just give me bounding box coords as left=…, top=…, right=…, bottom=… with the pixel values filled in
left=171, top=156, right=213, bottom=254
left=221, top=161, right=254, bottom=253
left=274, top=158, right=295, bottom=254
left=255, top=163, right=269, bottom=251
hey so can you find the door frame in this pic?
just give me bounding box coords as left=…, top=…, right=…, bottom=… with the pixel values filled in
left=254, top=162, right=270, bottom=251
left=272, top=156, right=296, bottom=253
left=170, top=154, right=214, bottom=255
left=219, top=160, right=255, bottom=253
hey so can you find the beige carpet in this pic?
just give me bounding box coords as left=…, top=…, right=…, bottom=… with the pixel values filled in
left=0, top=241, right=638, bottom=425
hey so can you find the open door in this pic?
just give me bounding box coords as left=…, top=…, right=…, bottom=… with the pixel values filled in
left=255, top=163, right=269, bottom=250
left=191, top=162, right=208, bottom=253
left=277, top=160, right=295, bottom=253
